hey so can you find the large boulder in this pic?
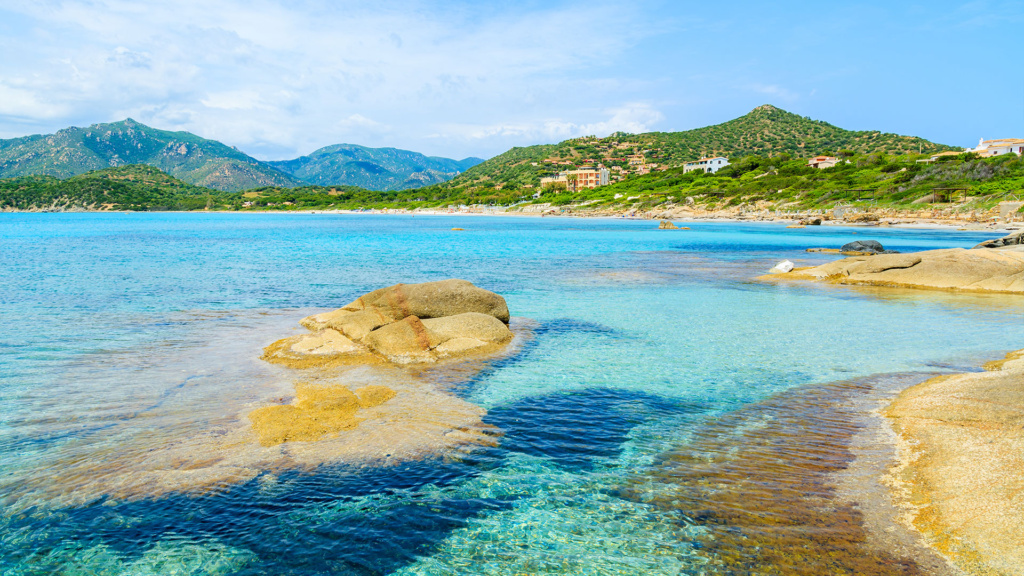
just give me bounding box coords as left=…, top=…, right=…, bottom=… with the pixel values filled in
left=974, top=229, right=1024, bottom=249
left=363, top=312, right=514, bottom=364
left=301, top=279, right=510, bottom=337
left=658, top=220, right=679, bottom=229
left=264, top=280, right=515, bottom=367
left=840, top=240, right=889, bottom=254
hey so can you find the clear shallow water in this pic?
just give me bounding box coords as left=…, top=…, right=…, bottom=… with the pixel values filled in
left=1, top=213, right=1022, bottom=574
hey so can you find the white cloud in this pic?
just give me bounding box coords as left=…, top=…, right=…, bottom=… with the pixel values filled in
left=434, top=103, right=665, bottom=148
left=201, top=91, right=274, bottom=111
left=0, top=0, right=666, bottom=158
left=0, top=83, right=69, bottom=119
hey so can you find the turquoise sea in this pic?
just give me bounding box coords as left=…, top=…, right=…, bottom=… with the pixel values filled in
left=1, top=213, right=1022, bottom=575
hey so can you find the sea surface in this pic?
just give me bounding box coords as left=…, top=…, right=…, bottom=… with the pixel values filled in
left=1, top=213, right=1022, bottom=575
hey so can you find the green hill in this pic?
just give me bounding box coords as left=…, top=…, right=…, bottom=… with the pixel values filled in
left=440, top=105, right=959, bottom=191
left=0, top=164, right=229, bottom=211
left=0, top=119, right=303, bottom=192
left=268, top=144, right=482, bottom=191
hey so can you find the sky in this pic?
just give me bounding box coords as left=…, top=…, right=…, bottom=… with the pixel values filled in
left=0, top=0, right=1022, bottom=161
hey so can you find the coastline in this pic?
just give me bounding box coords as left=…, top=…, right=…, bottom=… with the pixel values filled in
left=885, top=349, right=1024, bottom=575
left=4, top=206, right=1018, bottom=234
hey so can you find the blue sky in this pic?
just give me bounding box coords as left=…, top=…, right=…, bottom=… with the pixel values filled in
left=0, top=0, right=1021, bottom=160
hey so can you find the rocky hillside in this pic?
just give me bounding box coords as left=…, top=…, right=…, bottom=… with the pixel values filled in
left=0, top=119, right=303, bottom=192
left=440, top=105, right=958, bottom=191
left=267, top=144, right=482, bottom=191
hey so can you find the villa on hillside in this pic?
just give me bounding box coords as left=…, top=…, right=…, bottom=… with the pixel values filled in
left=919, top=150, right=963, bottom=163
left=807, top=155, right=840, bottom=169
left=540, top=166, right=611, bottom=193
left=967, top=138, right=1024, bottom=157
left=683, top=157, right=730, bottom=174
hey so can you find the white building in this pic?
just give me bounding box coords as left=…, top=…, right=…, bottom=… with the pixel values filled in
left=967, top=138, right=1024, bottom=157
left=683, top=157, right=730, bottom=174
left=807, top=155, right=840, bottom=169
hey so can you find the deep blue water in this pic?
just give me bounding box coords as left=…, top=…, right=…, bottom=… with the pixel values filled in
left=1, top=213, right=1021, bottom=575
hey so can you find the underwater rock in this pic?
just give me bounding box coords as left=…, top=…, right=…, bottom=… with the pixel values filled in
left=264, top=280, right=514, bottom=367
left=764, top=246, right=1024, bottom=294
left=249, top=383, right=397, bottom=446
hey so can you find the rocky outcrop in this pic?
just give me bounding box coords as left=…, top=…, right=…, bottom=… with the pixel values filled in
left=658, top=220, right=679, bottom=229
left=840, top=240, right=898, bottom=255
left=765, top=245, right=1024, bottom=294
left=974, top=229, right=1024, bottom=249
left=264, top=280, right=514, bottom=366
left=886, top=350, right=1024, bottom=575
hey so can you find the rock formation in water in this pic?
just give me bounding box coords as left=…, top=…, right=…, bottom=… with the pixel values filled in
left=263, top=279, right=514, bottom=366
left=658, top=220, right=679, bottom=229
left=839, top=240, right=899, bottom=255
left=765, top=245, right=1024, bottom=294
left=974, top=229, right=1024, bottom=249
left=886, top=349, right=1024, bottom=575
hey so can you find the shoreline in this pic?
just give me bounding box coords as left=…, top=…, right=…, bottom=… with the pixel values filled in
left=2, top=206, right=1018, bottom=233
left=885, top=348, right=1024, bottom=575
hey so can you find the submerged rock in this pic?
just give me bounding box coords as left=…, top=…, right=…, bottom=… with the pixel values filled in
left=249, top=383, right=397, bottom=446
left=265, top=279, right=514, bottom=367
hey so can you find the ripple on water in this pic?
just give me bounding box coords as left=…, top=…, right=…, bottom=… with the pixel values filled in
left=620, top=373, right=957, bottom=575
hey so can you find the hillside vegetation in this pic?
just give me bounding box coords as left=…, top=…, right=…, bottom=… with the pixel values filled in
left=438, top=105, right=957, bottom=191
left=233, top=151, right=1024, bottom=218
left=268, top=144, right=482, bottom=191
left=0, top=165, right=228, bottom=211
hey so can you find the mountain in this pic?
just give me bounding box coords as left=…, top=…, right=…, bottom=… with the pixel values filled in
left=439, top=104, right=958, bottom=191
left=0, top=119, right=303, bottom=192
left=0, top=164, right=228, bottom=211
left=0, top=121, right=482, bottom=192
left=267, top=144, right=483, bottom=191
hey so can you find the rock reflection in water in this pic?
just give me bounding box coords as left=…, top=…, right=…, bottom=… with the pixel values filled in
left=622, top=375, right=952, bottom=575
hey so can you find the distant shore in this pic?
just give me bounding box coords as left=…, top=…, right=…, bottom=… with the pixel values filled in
left=4, top=204, right=1020, bottom=232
